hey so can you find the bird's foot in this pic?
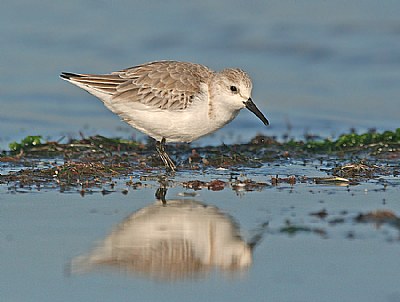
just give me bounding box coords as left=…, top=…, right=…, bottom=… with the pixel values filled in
left=156, top=138, right=177, bottom=172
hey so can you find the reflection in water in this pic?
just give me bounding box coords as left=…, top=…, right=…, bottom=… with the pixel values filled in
left=71, top=199, right=252, bottom=280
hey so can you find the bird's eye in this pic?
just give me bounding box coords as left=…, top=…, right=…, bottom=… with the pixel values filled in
left=230, top=86, right=238, bottom=93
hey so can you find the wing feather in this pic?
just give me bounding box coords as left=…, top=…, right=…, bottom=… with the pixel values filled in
left=113, top=61, right=213, bottom=110
left=63, top=61, right=213, bottom=111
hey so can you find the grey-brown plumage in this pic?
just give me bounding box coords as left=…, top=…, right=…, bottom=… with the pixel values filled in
left=61, top=61, right=213, bottom=110
left=61, top=61, right=269, bottom=171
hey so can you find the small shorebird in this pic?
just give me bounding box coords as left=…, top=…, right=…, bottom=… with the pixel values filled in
left=60, top=61, right=269, bottom=171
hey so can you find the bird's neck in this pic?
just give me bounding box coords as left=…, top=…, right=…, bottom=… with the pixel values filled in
left=207, top=95, right=240, bottom=127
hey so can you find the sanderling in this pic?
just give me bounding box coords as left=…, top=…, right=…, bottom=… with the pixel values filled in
left=60, top=60, right=269, bottom=171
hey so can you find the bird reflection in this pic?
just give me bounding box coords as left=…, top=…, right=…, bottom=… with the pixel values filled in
left=70, top=198, right=253, bottom=280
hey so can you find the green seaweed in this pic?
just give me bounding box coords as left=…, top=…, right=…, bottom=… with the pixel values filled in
left=9, top=135, right=43, bottom=152
left=304, top=128, right=400, bottom=152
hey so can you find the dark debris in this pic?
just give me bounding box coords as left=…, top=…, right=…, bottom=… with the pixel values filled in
left=0, top=131, right=399, bottom=193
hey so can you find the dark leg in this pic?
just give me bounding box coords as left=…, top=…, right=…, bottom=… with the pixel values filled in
left=155, top=138, right=176, bottom=172
left=155, top=187, right=167, bottom=205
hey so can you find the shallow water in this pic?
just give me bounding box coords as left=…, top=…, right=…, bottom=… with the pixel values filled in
left=1, top=1, right=400, bottom=301
left=1, top=1, right=399, bottom=149
left=1, top=173, right=400, bottom=302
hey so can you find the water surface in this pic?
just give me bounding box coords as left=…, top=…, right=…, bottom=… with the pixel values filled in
left=1, top=2, right=400, bottom=301
left=1, top=0, right=399, bottom=148
left=1, top=178, right=400, bottom=302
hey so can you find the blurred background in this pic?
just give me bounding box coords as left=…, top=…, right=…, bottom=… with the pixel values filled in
left=1, top=0, right=399, bottom=149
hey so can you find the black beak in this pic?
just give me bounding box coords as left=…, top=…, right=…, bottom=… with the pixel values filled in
left=245, top=98, right=269, bottom=126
